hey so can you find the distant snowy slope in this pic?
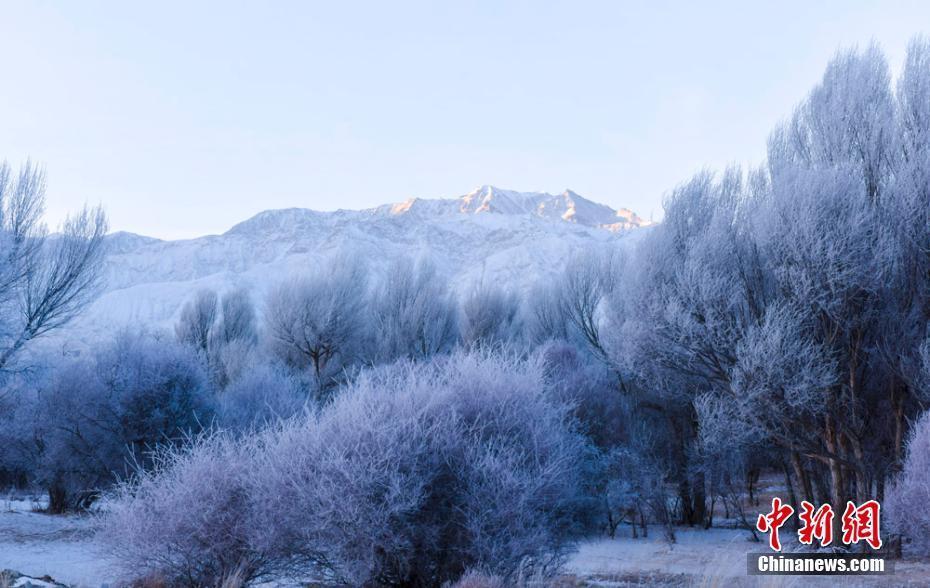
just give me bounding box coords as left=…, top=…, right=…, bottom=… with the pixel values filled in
left=51, top=186, right=652, bottom=348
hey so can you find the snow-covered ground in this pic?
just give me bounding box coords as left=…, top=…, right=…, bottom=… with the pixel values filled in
left=0, top=496, right=115, bottom=588
left=566, top=526, right=761, bottom=581
left=4, top=496, right=930, bottom=587
left=565, top=525, right=930, bottom=586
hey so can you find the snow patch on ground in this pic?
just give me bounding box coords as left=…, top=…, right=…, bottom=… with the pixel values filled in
left=567, top=526, right=760, bottom=580
left=567, top=525, right=930, bottom=586
left=0, top=497, right=115, bottom=588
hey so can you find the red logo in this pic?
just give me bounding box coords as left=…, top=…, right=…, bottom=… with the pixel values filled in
left=798, top=501, right=834, bottom=547
left=756, top=497, right=794, bottom=551
left=841, top=500, right=882, bottom=550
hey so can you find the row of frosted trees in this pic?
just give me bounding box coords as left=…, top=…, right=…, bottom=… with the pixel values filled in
left=598, top=40, right=930, bottom=545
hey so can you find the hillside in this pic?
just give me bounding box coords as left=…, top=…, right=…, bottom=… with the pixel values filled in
left=50, top=186, right=652, bottom=348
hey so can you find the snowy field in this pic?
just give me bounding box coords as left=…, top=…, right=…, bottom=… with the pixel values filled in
left=0, top=496, right=114, bottom=587
left=4, top=494, right=930, bottom=588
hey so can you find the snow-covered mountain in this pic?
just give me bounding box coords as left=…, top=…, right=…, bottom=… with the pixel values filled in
left=53, top=186, right=653, bottom=348
left=375, top=185, right=650, bottom=232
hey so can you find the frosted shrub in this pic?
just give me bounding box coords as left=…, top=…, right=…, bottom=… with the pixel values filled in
left=539, top=341, right=629, bottom=450
left=448, top=570, right=506, bottom=588
left=105, top=351, right=589, bottom=586
left=101, top=432, right=268, bottom=587
left=886, top=410, right=930, bottom=556
left=215, top=364, right=308, bottom=432
left=458, top=283, right=521, bottom=349
left=251, top=351, right=588, bottom=585
left=38, top=331, right=212, bottom=512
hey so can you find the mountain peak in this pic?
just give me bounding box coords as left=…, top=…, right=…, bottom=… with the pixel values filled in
left=470, top=184, right=496, bottom=194
left=223, top=186, right=651, bottom=238
left=373, top=186, right=653, bottom=231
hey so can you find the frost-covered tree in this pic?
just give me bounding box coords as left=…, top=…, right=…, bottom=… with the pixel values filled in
left=558, top=250, right=621, bottom=361
left=602, top=168, right=760, bottom=526
left=599, top=40, right=930, bottom=532
left=175, top=287, right=259, bottom=388
left=372, top=257, right=458, bottom=362
left=175, top=289, right=218, bottom=355
left=458, top=282, right=521, bottom=349
left=882, top=37, right=930, bottom=475
left=755, top=44, right=930, bottom=519
left=37, top=331, right=212, bottom=512
left=0, top=161, right=108, bottom=372
left=526, top=250, right=621, bottom=362
left=769, top=44, right=894, bottom=203
left=265, top=257, right=368, bottom=395
left=213, top=287, right=258, bottom=348
left=524, top=282, right=571, bottom=344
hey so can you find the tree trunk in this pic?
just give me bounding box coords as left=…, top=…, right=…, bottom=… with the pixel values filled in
left=893, top=386, right=906, bottom=472
left=692, top=472, right=707, bottom=526
left=47, top=481, right=69, bottom=515
left=705, top=495, right=716, bottom=529
left=791, top=451, right=814, bottom=504
left=678, top=479, right=694, bottom=526
left=747, top=468, right=760, bottom=507
left=825, top=415, right=846, bottom=543
left=783, top=461, right=800, bottom=529
left=847, top=433, right=870, bottom=503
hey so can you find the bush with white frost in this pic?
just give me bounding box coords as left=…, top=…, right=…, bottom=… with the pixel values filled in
left=886, top=410, right=930, bottom=556
left=101, top=351, right=589, bottom=587
left=458, top=283, right=521, bottom=349
left=102, top=432, right=267, bottom=586
left=215, top=364, right=307, bottom=432
left=38, top=331, right=212, bottom=512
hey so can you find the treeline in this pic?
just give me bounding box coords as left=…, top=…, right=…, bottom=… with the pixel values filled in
left=3, top=38, right=930, bottom=586
left=602, top=40, right=930, bottom=544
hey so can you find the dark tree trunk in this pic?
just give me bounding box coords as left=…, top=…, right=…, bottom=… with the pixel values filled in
left=47, top=481, right=69, bottom=515
left=791, top=451, right=815, bottom=504
left=783, top=461, right=800, bottom=530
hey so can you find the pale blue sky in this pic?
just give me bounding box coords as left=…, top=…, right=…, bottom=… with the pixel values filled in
left=1, top=1, right=928, bottom=239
